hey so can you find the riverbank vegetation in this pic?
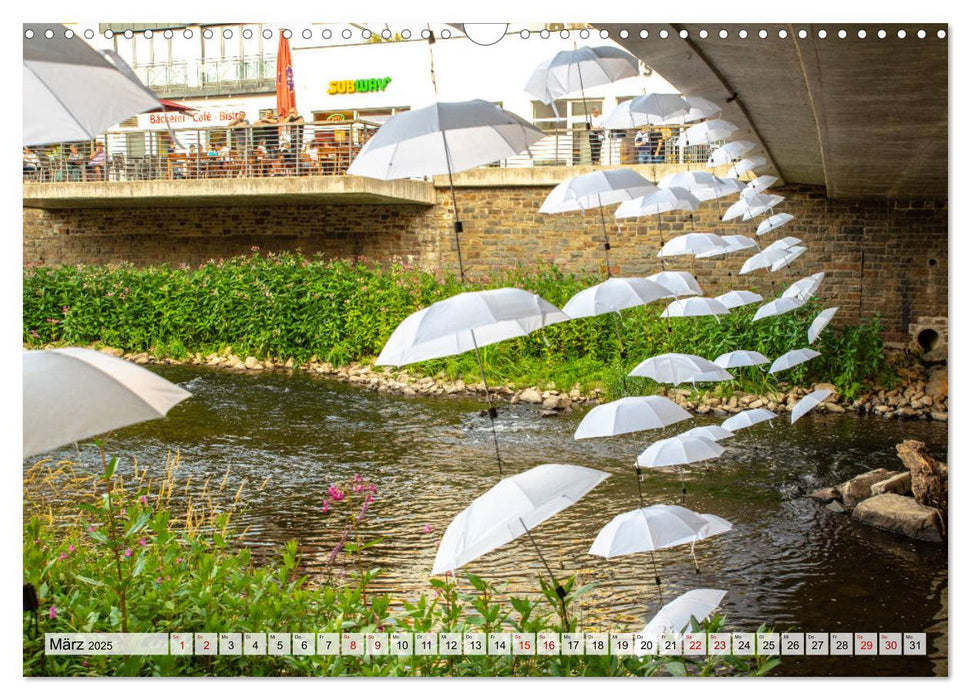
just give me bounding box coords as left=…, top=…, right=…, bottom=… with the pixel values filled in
left=23, top=252, right=893, bottom=399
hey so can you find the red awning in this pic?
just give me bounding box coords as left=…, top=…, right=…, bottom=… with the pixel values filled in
left=144, top=99, right=197, bottom=114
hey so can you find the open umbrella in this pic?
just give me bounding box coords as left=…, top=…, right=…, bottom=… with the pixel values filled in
left=562, top=277, right=671, bottom=319
left=752, top=296, right=807, bottom=322
left=726, top=156, right=767, bottom=179
left=697, top=236, right=758, bottom=259
left=604, top=94, right=719, bottom=129
left=722, top=192, right=783, bottom=222
left=739, top=249, right=789, bottom=275
left=707, top=140, right=756, bottom=166
left=23, top=348, right=191, bottom=458
left=713, top=290, right=763, bottom=310
left=679, top=425, right=735, bottom=441
left=721, top=408, right=778, bottom=432
left=769, top=348, right=821, bottom=375
left=808, top=307, right=840, bottom=344
left=658, top=233, right=727, bottom=258
left=713, top=350, right=770, bottom=369
left=616, top=187, right=700, bottom=219
left=347, top=99, right=545, bottom=281
left=790, top=388, right=835, bottom=424
left=657, top=171, right=721, bottom=192
left=660, top=297, right=730, bottom=320
left=629, top=353, right=731, bottom=385
left=676, top=120, right=739, bottom=147
left=24, top=24, right=162, bottom=145
left=639, top=589, right=727, bottom=637
left=746, top=175, right=779, bottom=193
left=771, top=246, right=808, bottom=271
left=782, top=272, right=826, bottom=300
left=742, top=197, right=786, bottom=221
left=764, top=236, right=803, bottom=253
left=636, top=435, right=724, bottom=469
left=756, top=213, right=795, bottom=236
left=524, top=46, right=639, bottom=108
left=647, top=271, right=703, bottom=297
left=574, top=396, right=691, bottom=440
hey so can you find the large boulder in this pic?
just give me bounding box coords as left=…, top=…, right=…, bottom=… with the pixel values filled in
left=851, top=494, right=944, bottom=543
left=837, top=468, right=894, bottom=509
left=870, top=471, right=912, bottom=497
left=896, top=440, right=948, bottom=517
left=518, top=388, right=543, bottom=404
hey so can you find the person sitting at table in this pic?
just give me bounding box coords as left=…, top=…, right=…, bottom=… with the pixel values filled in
left=23, top=147, right=41, bottom=180
left=253, top=112, right=279, bottom=156
left=268, top=152, right=288, bottom=177
left=253, top=139, right=268, bottom=176
left=66, top=144, right=84, bottom=181
left=86, top=142, right=107, bottom=180
left=301, top=141, right=319, bottom=175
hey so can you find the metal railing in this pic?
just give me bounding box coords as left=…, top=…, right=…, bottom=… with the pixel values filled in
left=22, top=123, right=712, bottom=184
left=133, top=55, right=276, bottom=97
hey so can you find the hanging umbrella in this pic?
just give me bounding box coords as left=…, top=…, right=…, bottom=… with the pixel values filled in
left=739, top=249, right=789, bottom=275
left=574, top=396, right=691, bottom=440
left=771, top=246, right=808, bottom=271
left=742, top=197, right=786, bottom=221
left=347, top=99, right=545, bottom=281
left=697, top=235, right=758, bottom=259
left=657, top=170, right=721, bottom=191
left=790, top=388, right=835, bottom=424
left=660, top=297, right=730, bottom=320
left=768, top=348, right=821, bottom=374
left=658, top=233, right=727, bottom=258
left=721, top=408, right=778, bottom=432
left=629, top=353, right=730, bottom=385
left=588, top=504, right=730, bottom=558
left=524, top=45, right=639, bottom=107
left=23, top=23, right=163, bottom=145
left=636, top=435, right=724, bottom=469
left=808, top=307, right=840, bottom=344
left=746, top=175, right=779, bottom=193
left=675, top=120, right=739, bottom=147
left=756, top=213, right=795, bottom=236
left=713, top=290, right=763, bottom=310
left=752, top=296, right=807, bottom=322
left=722, top=191, right=782, bottom=222
left=616, top=187, right=700, bottom=219
left=639, top=589, right=728, bottom=637
left=782, top=272, right=826, bottom=300
left=647, top=271, right=703, bottom=297
left=726, top=156, right=767, bottom=178
left=691, top=176, right=749, bottom=202
left=764, top=236, right=804, bottom=253
left=679, top=425, right=735, bottom=441
left=713, top=350, right=770, bottom=369
left=707, top=140, right=757, bottom=166
left=604, top=94, right=719, bottom=129
left=562, top=277, right=671, bottom=319
left=23, top=348, right=191, bottom=458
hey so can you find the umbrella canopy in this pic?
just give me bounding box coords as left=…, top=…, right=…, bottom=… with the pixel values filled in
left=24, top=24, right=162, bottom=145
left=782, top=272, right=826, bottom=300
left=769, top=348, right=821, bottom=374
left=574, top=396, right=691, bottom=440
left=588, top=504, right=731, bottom=558
left=713, top=350, right=770, bottom=369
left=756, top=213, right=795, bottom=236
left=524, top=45, right=639, bottom=105
left=764, top=236, right=804, bottom=253
left=636, top=435, right=725, bottom=469
left=752, top=296, right=807, bottom=322
left=771, top=246, right=808, bottom=271
left=676, top=119, right=739, bottom=147
left=808, top=307, right=840, bottom=344
left=679, top=425, right=735, bottom=442
left=540, top=168, right=656, bottom=214
left=629, top=353, right=730, bottom=385
left=742, top=196, right=786, bottom=221
left=722, top=192, right=782, bottom=222
left=726, top=156, right=767, bottom=178
left=690, top=176, right=749, bottom=202
left=647, top=271, right=703, bottom=297
left=707, top=140, right=757, bottom=166
left=697, top=235, right=758, bottom=259
left=721, top=408, right=777, bottom=432
left=374, top=288, right=567, bottom=367
left=347, top=99, right=545, bottom=180
left=562, top=277, right=671, bottom=319
left=660, top=297, right=730, bottom=319
left=431, top=463, right=610, bottom=575
left=275, top=34, right=297, bottom=115
left=746, top=175, right=779, bottom=193
left=604, top=94, right=720, bottom=128
left=615, top=187, right=700, bottom=219
left=639, top=589, right=728, bottom=637
left=657, top=170, right=721, bottom=191
left=23, top=348, right=191, bottom=458
left=739, top=249, right=789, bottom=275
left=791, top=388, right=835, bottom=424
left=658, top=233, right=727, bottom=258
left=713, top=290, right=763, bottom=310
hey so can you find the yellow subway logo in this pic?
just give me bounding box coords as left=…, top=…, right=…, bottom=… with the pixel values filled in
left=327, top=77, right=392, bottom=95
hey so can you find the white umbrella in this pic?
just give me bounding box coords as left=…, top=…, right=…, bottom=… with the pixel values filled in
left=24, top=24, right=162, bottom=145
left=23, top=348, right=191, bottom=458
left=713, top=290, right=763, bottom=309
left=713, top=350, right=770, bottom=369
left=524, top=46, right=639, bottom=106
left=679, top=425, right=735, bottom=441
left=692, top=177, right=749, bottom=202
left=589, top=504, right=728, bottom=558
left=790, top=389, right=835, bottom=424
left=726, top=156, right=767, bottom=178
left=782, top=272, right=826, bottom=300
left=636, top=435, right=725, bottom=469
left=746, top=175, right=779, bottom=193
left=742, top=196, right=786, bottom=221
left=615, top=187, right=700, bottom=219
left=562, top=277, right=671, bottom=320
left=660, top=297, right=730, bottom=320
left=574, top=396, right=691, bottom=440
left=808, top=307, right=840, bottom=344
left=676, top=120, right=739, bottom=147
left=739, top=249, right=789, bottom=275
left=706, top=140, right=756, bottom=166
left=752, top=296, right=807, bottom=322
left=540, top=168, right=656, bottom=214
left=764, top=236, right=803, bottom=253
left=604, top=94, right=720, bottom=129
left=768, top=348, right=821, bottom=374
left=658, top=233, right=727, bottom=258
left=722, top=192, right=782, bottom=222
left=721, top=408, right=778, bottom=432
left=771, top=246, right=808, bottom=271
left=696, top=235, right=758, bottom=259
left=431, top=463, right=610, bottom=575
left=629, top=353, right=731, bottom=385
left=756, top=213, right=795, bottom=236
left=639, top=589, right=727, bottom=637
left=647, top=271, right=703, bottom=297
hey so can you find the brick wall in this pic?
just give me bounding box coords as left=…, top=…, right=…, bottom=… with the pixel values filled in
left=22, top=182, right=947, bottom=345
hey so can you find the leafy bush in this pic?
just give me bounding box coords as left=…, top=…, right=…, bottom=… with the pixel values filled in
left=23, top=253, right=889, bottom=398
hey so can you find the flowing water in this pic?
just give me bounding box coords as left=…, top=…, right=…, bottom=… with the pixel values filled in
left=26, top=365, right=948, bottom=676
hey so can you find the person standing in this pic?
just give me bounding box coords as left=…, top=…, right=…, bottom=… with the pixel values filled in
left=283, top=108, right=305, bottom=174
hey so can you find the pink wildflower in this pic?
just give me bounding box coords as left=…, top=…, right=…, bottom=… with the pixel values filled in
left=139, top=495, right=148, bottom=506
left=422, top=524, right=432, bottom=534
left=48, top=606, right=57, bottom=620
left=87, top=526, right=95, bottom=533
left=328, top=485, right=345, bottom=502
left=68, top=544, right=75, bottom=553
left=124, top=548, right=133, bottom=558
left=138, top=538, right=147, bottom=547
left=321, top=501, right=331, bottom=514
left=59, top=552, right=68, bottom=561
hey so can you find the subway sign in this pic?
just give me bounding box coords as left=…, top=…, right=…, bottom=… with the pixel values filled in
left=327, top=77, right=392, bottom=95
